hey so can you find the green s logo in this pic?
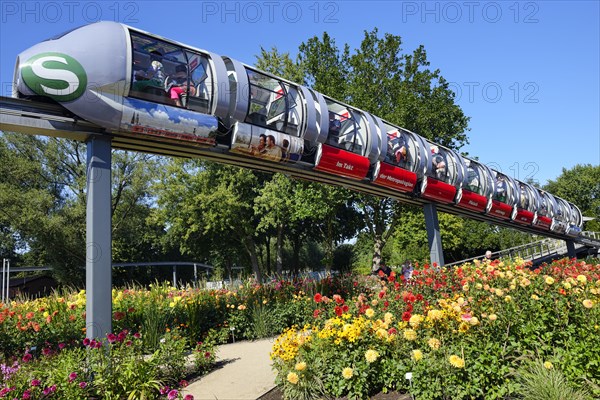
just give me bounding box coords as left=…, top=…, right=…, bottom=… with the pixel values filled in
left=22, top=52, right=87, bottom=102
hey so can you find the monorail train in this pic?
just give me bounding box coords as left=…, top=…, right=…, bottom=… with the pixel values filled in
left=11, top=21, right=585, bottom=239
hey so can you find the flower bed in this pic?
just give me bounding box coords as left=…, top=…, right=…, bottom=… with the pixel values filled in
left=271, top=258, right=600, bottom=399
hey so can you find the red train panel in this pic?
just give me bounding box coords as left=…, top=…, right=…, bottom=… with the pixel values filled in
left=514, top=209, right=535, bottom=225
left=488, top=200, right=513, bottom=220
left=534, top=215, right=552, bottom=230
left=373, top=163, right=417, bottom=192
left=422, top=178, right=457, bottom=204
left=456, top=190, right=488, bottom=213
left=314, top=144, right=371, bottom=180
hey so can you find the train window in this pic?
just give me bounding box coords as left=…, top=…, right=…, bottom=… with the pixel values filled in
left=428, top=144, right=459, bottom=185
left=463, top=159, right=483, bottom=194
left=130, top=32, right=188, bottom=108
left=326, top=100, right=368, bottom=156
left=383, top=124, right=418, bottom=173
left=493, top=172, right=511, bottom=203
left=244, top=69, right=301, bottom=136
left=185, top=51, right=213, bottom=114
left=538, top=190, right=550, bottom=216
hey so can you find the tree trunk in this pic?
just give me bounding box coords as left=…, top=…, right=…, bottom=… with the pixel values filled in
left=265, top=236, right=271, bottom=276
left=324, top=218, right=333, bottom=274
left=292, top=235, right=301, bottom=276
left=372, top=234, right=383, bottom=271
left=243, top=235, right=263, bottom=283
left=276, top=224, right=284, bottom=276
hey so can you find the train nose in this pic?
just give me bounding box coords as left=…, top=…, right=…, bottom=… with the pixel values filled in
left=14, top=21, right=129, bottom=128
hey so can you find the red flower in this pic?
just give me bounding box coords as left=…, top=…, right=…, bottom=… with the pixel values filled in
left=313, top=309, right=321, bottom=319
left=342, top=305, right=349, bottom=313
left=314, top=293, right=323, bottom=303
left=113, top=312, right=125, bottom=321
left=334, top=306, right=343, bottom=317
left=402, top=311, right=412, bottom=321
left=378, top=290, right=385, bottom=299
left=415, top=294, right=423, bottom=301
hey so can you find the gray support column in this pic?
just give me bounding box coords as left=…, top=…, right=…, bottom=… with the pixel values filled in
left=566, top=240, right=576, bottom=258
left=86, top=136, right=112, bottom=340
left=172, top=266, right=177, bottom=288
left=423, top=203, right=445, bottom=267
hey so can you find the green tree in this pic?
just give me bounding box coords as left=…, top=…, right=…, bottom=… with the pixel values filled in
left=0, top=132, right=162, bottom=285
left=544, top=164, right=600, bottom=232
left=152, top=160, right=269, bottom=282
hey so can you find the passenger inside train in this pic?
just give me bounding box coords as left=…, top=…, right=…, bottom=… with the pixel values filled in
left=387, top=131, right=407, bottom=166
left=430, top=145, right=447, bottom=180
left=165, top=64, right=196, bottom=107
left=494, top=175, right=507, bottom=203
left=132, top=50, right=165, bottom=94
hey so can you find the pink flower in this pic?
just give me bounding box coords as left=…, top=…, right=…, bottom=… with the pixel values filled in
left=22, top=353, right=32, bottom=363
left=107, top=333, right=117, bottom=343
left=79, top=382, right=87, bottom=389
left=168, top=389, right=179, bottom=400
left=30, top=379, right=41, bottom=387
left=68, top=372, right=78, bottom=382
left=184, top=396, right=194, bottom=400
left=159, top=386, right=170, bottom=395
left=58, top=343, right=65, bottom=350
left=133, top=332, right=141, bottom=339
left=83, top=338, right=91, bottom=346
left=179, top=380, right=189, bottom=388
left=22, top=389, right=31, bottom=399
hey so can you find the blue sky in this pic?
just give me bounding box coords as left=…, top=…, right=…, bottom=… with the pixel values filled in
left=1, top=0, right=598, bottom=185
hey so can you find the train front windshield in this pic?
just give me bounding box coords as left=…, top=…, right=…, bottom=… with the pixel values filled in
left=129, top=32, right=214, bottom=114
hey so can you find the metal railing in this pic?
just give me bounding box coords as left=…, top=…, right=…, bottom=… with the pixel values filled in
left=445, top=231, right=600, bottom=267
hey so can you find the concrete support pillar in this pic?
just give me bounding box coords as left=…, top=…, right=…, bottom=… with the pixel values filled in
left=85, top=136, right=112, bottom=340
left=566, top=240, right=576, bottom=258
left=424, top=203, right=445, bottom=267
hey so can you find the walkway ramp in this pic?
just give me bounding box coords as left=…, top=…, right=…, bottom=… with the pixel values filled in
left=182, top=338, right=277, bottom=400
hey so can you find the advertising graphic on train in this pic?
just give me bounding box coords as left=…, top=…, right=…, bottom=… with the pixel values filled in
left=120, top=97, right=218, bottom=145
left=230, top=124, right=303, bottom=163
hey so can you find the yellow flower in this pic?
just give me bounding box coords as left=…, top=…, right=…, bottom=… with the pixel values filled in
left=411, top=349, right=423, bottom=361
left=427, top=309, right=443, bottom=321
left=448, top=355, right=465, bottom=368
left=428, top=338, right=441, bottom=350
left=504, top=295, right=512, bottom=302
left=384, top=312, right=394, bottom=323
left=475, top=283, right=483, bottom=289
left=543, top=361, right=553, bottom=369
left=488, top=313, right=497, bottom=321
left=495, top=289, right=504, bottom=297
left=295, top=362, right=307, bottom=371
left=403, top=329, right=417, bottom=341
left=469, top=316, right=479, bottom=326
left=365, top=349, right=380, bottom=363
left=577, top=275, right=587, bottom=284
left=287, top=372, right=299, bottom=384
left=409, top=314, right=424, bottom=328
left=365, top=308, right=375, bottom=318
left=563, top=282, right=572, bottom=290
left=545, top=276, right=555, bottom=285
left=342, top=367, right=353, bottom=379
left=583, top=299, right=593, bottom=309
left=531, top=294, right=539, bottom=301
